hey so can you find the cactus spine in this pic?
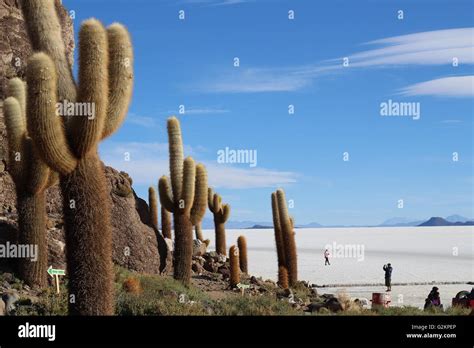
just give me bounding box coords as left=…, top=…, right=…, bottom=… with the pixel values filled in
left=148, top=186, right=158, bottom=230
left=237, top=235, right=248, bottom=273
left=22, top=0, right=134, bottom=314
left=271, top=189, right=298, bottom=287
left=229, top=245, right=240, bottom=288
left=208, top=188, right=230, bottom=255
left=3, top=78, right=56, bottom=288
left=158, top=117, right=208, bottom=284
left=161, top=206, right=172, bottom=239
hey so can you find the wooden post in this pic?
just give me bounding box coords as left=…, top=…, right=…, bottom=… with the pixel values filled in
left=55, top=274, right=60, bottom=294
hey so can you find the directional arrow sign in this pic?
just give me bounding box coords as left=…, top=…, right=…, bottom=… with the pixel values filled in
left=47, top=266, right=66, bottom=277
left=236, top=283, right=250, bottom=289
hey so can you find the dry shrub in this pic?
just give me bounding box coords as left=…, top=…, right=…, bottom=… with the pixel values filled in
left=122, top=276, right=142, bottom=295
left=336, top=291, right=362, bottom=313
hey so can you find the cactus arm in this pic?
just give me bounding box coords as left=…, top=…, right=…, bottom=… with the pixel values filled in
left=213, top=194, right=220, bottom=215
left=222, top=204, right=231, bottom=222
left=158, top=176, right=175, bottom=213
left=148, top=186, right=158, bottom=230
left=21, top=0, right=77, bottom=104
left=45, top=170, right=59, bottom=188
left=276, top=189, right=291, bottom=231
left=101, top=23, right=134, bottom=139
left=27, top=53, right=78, bottom=175
left=272, top=192, right=286, bottom=268
left=276, top=189, right=298, bottom=286
left=182, top=157, right=196, bottom=214
left=208, top=188, right=215, bottom=213
left=190, top=163, right=208, bottom=225
left=167, top=117, right=183, bottom=201
left=3, top=97, right=26, bottom=182
left=70, top=19, right=109, bottom=157
left=25, top=140, right=51, bottom=194
left=8, top=78, right=26, bottom=123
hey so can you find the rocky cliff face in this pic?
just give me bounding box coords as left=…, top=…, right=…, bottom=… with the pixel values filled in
left=0, top=0, right=168, bottom=275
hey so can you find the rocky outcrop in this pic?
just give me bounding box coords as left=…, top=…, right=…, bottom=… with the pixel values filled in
left=0, top=0, right=168, bottom=275
left=0, top=0, right=73, bottom=100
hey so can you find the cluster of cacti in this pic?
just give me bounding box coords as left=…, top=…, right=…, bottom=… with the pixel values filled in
left=148, top=186, right=159, bottom=230
left=229, top=245, right=240, bottom=288
left=208, top=188, right=231, bottom=255
left=3, top=77, right=57, bottom=288
left=237, top=235, right=248, bottom=273
left=271, top=189, right=298, bottom=288
left=20, top=0, right=133, bottom=315
left=159, top=117, right=208, bottom=284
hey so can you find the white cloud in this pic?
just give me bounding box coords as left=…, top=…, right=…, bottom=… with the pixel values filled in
left=195, top=28, right=474, bottom=93
left=342, top=28, right=474, bottom=67
left=399, top=76, right=474, bottom=97
left=182, top=0, right=253, bottom=6
left=100, top=141, right=299, bottom=189
left=198, top=67, right=316, bottom=93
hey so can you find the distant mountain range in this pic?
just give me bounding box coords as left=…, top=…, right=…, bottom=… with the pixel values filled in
left=199, top=215, right=473, bottom=229
left=418, top=217, right=474, bottom=227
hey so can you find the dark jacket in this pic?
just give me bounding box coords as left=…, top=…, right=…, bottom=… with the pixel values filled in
left=383, top=265, right=392, bottom=278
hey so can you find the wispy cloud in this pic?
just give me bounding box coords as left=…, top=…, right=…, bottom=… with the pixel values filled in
left=195, top=28, right=474, bottom=93
left=126, top=113, right=161, bottom=128
left=336, top=28, right=474, bottom=67
left=198, top=67, right=315, bottom=93
left=399, top=76, right=474, bottom=97
left=180, top=107, right=230, bottom=115
left=100, top=141, right=299, bottom=189
left=439, top=120, right=462, bottom=124
left=182, top=0, right=253, bottom=6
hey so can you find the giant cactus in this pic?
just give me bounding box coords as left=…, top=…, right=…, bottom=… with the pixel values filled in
left=22, top=0, right=133, bottom=315
left=3, top=78, right=57, bottom=288
left=229, top=245, right=240, bottom=288
left=158, top=117, right=208, bottom=284
left=148, top=186, right=158, bottom=230
left=208, top=188, right=230, bottom=256
left=237, top=235, right=248, bottom=274
left=271, top=189, right=298, bottom=287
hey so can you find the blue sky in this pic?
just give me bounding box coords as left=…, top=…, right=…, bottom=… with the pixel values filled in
left=63, top=0, right=473, bottom=225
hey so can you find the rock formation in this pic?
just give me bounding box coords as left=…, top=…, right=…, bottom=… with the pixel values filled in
left=0, top=0, right=167, bottom=276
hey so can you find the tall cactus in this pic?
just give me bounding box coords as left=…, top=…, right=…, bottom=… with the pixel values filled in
left=148, top=186, right=158, bottom=230
left=161, top=206, right=172, bottom=239
left=237, top=235, right=248, bottom=273
left=229, top=245, right=240, bottom=288
left=271, top=189, right=298, bottom=287
left=208, top=188, right=230, bottom=255
left=3, top=78, right=57, bottom=288
left=22, top=0, right=134, bottom=315
left=158, top=117, right=208, bottom=284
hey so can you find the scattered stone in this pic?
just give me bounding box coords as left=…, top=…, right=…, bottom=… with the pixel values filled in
left=0, top=298, right=5, bottom=316
left=192, top=239, right=207, bottom=257
left=2, top=291, right=19, bottom=315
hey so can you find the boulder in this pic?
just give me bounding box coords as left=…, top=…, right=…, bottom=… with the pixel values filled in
left=192, top=239, right=207, bottom=257
left=2, top=291, right=19, bottom=314
left=0, top=297, right=5, bottom=315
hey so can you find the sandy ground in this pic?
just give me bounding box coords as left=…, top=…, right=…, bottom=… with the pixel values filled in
left=200, top=226, right=473, bottom=308
left=319, top=284, right=470, bottom=309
